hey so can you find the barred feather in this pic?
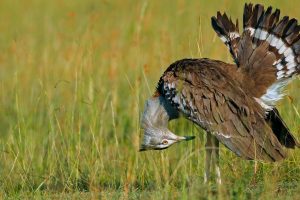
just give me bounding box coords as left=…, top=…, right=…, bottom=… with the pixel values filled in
left=211, top=12, right=240, bottom=63
left=241, top=4, right=300, bottom=106
left=213, top=3, right=300, bottom=107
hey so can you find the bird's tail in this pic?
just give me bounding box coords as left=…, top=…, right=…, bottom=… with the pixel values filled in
left=240, top=3, right=300, bottom=80
left=212, top=3, right=300, bottom=106
left=266, top=108, right=300, bottom=149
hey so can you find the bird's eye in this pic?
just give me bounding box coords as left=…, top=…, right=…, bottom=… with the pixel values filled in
left=162, top=140, right=168, bottom=145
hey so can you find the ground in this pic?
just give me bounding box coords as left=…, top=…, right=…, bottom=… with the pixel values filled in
left=0, top=0, right=300, bottom=199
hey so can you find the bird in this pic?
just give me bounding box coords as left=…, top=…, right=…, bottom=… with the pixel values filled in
left=139, top=3, right=300, bottom=184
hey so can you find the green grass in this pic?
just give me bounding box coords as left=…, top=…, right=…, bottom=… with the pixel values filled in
left=0, top=0, right=300, bottom=199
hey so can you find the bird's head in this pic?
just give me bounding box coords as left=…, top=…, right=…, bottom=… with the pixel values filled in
left=139, top=96, right=195, bottom=151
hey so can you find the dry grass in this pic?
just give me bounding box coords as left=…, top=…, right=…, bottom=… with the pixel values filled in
left=0, top=0, right=300, bottom=199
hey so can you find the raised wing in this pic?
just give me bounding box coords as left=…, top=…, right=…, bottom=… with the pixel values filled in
left=211, top=12, right=240, bottom=63
left=157, top=59, right=288, bottom=161
left=212, top=3, right=300, bottom=107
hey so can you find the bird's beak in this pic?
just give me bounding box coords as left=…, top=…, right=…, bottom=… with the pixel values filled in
left=139, top=146, right=147, bottom=152
left=175, top=135, right=196, bottom=142
left=139, top=149, right=144, bottom=152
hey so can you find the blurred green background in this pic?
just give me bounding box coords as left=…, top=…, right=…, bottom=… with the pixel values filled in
left=0, top=0, right=300, bottom=199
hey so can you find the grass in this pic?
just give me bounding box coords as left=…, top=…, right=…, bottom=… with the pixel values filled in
left=0, top=0, right=300, bottom=199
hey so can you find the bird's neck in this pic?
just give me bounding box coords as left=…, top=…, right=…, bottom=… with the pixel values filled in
left=142, top=96, right=179, bottom=130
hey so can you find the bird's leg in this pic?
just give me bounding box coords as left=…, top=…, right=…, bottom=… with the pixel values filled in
left=204, top=133, right=213, bottom=183
left=211, top=136, right=221, bottom=184
left=205, top=133, right=222, bottom=184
